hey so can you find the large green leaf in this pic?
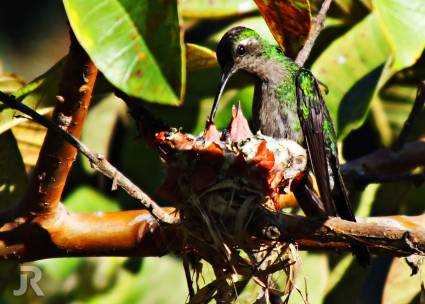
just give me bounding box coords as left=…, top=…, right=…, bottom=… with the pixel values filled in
left=337, top=64, right=385, bottom=139
left=374, top=0, right=425, bottom=72
left=64, top=0, right=185, bottom=105
left=181, top=0, right=256, bottom=18
left=311, top=13, right=390, bottom=137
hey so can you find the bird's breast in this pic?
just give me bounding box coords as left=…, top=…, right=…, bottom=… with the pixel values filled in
left=252, top=80, right=303, bottom=143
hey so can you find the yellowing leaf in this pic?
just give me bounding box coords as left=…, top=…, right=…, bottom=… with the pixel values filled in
left=382, top=258, right=423, bottom=304
left=253, top=0, right=311, bottom=58
left=186, top=43, right=217, bottom=71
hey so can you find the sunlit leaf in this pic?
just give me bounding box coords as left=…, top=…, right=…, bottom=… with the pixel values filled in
left=206, top=16, right=277, bottom=47
left=0, top=58, right=64, bottom=134
left=0, top=73, right=25, bottom=94
left=64, top=0, right=185, bottom=105
left=382, top=258, right=423, bottom=304
left=374, top=0, right=425, bottom=72
left=181, top=0, right=256, bottom=18
left=186, top=43, right=217, bottom=71
left=85, top=256, right=186, bottom=304
left=253, top=0, right=311, bottom=58
left=311, top=13, right=390, bottom=137
left=12, top=120, right=46, bottom=172
left=294, top=252, right=329, bottom=304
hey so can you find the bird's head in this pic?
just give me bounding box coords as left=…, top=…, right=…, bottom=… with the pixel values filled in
left=209, top=27, right=275, bottom=123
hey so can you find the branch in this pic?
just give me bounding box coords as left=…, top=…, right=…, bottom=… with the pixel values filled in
left=2, top=204, right=425, bottom=261
left=0, top=205, right=179, bottom=262
left=295, top=0, right=333, bottom=66
left=348, top=172, right=425, bottom=189
left=342, top=138, right=425, bottom=182
left=15, top=30, right=97, bottom=215
left=250, top=211, right=425, bottom=256
left=0, top=94, right=176, bottom=224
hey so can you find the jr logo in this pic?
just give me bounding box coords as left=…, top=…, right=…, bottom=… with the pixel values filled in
left=13, top=265, right=44, bottom=296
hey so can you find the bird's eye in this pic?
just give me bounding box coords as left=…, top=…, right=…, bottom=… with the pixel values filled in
left=236, top=45, right=246, bottom=56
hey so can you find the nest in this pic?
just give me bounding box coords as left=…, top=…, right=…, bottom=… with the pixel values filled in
left=154, top=105, right=309, bottom=303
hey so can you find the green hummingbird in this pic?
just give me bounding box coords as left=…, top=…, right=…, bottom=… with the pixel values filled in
left=208, top=26, right=369, bottom=265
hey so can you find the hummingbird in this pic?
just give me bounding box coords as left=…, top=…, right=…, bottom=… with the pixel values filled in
left=208, top=26, right=369, bottom=265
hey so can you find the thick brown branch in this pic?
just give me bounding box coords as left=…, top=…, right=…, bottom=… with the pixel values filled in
left=89, top=154, right=178, bottom=224
left=295, top=0, right=333, bottom=66
left=0, top=95, right=176, bottom=224
left=0, top=205, right=179, bottom=262
left=1, top=205, right=425, bottom=261
left=18, top=30, right=97, bottom=215
left=251, top=212, right=425, bottom=256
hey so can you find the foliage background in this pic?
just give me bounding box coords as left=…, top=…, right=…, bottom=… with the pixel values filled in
left=0, top=0, right=424, bottom=303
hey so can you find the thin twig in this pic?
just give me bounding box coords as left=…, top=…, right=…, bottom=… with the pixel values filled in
left=0, top=91, right=177, bottom=224
left=392, top=80, right=425, bottom=151
left=295, top=0, right=333, bottom=66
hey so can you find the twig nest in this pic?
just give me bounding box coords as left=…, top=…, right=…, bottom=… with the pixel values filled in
left=153, top=104, right=307, bottom=302
left=156, top=104, right=307, bottom=211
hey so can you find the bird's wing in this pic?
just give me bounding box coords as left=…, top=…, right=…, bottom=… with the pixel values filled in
left=295, top=69, right=336, bottom=216
left=295, top=69, right=370, bottom=265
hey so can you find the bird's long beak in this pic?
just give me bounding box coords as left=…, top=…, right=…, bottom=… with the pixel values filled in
left=208, top=66, right=234, bottom=124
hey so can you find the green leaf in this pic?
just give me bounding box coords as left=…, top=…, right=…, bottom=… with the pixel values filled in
left=0, top=58, right=64, bottom=134
left=181, top=0, right=256, bottom=18
left=374, top=0, right=425, bottom=72
left=35, top=258, right=83, bottom=281
left=0, top=131, right=27, bottom=209
left=312, top=13, right=390, bottom=136
left=294, top=252, right=329, bottom=304
left=64, top=0, right=185, bottom=105
left=85, top=256, right=187, bottom=304
left=253, top=0, right=311, bottom=58
left=64, top=186, right=120, bottom=212
left=337, top=64, right=384, bottom=139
